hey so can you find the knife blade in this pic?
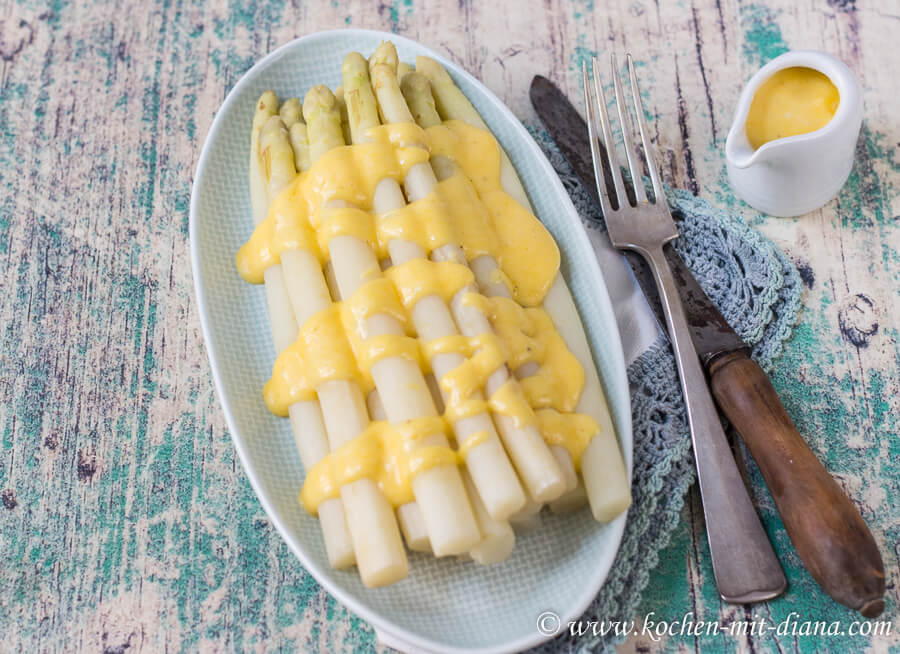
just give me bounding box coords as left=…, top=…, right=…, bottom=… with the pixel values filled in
left=530, top=74, right=885, bottom=617
left=529, top=74, right=745, bottom=366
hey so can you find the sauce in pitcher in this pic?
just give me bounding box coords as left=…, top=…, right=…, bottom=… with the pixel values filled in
left=745, top=67, right=840, bottom=149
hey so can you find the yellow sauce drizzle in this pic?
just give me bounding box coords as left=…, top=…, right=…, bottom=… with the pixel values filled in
left=313, top=206, right=378, bottom=255
left=264, top=304, right=360, bottom=416
left=455, top=429, right=492, bottom=460
left=384, top=259, right=474, bottom=308
left=237, top=190, right=321, bottom=284
left=487, top=379, right=538, bottom=428
left=535, top=409, right=599, bottom=472
left=376, top=176, right=464, bottom=255
left=745, top=67, right=840, bottom=150
left=353, top=334, right=421, bottom=376
left=264, top=279, right=414, bottom=416
left=440, top=334, right=506, bottom=409
left=237, top=136, right=430, bottom=279
left=427, top=122, right=560, bottom=306
left=300, top=418, right=457, bottom=512
left=238, top=121, right=559, bottom=306
left=467, top=294, right=585, bottom=412
left=343, top=277, right=406, bottom=327
left=238, top=119, right=602, bottom=511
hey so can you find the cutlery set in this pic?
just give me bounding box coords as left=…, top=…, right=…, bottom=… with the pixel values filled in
left=531, top=55, right=884, bottom=617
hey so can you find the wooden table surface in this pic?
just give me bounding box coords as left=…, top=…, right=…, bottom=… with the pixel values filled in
left=1, top=0, right=897, bottom=651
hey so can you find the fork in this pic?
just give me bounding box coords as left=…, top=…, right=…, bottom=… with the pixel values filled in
left=582, top=55, right=787, bottom=603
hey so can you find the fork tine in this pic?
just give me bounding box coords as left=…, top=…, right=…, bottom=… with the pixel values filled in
left=590, top=57, right=628, bottom=209
left=627, top=54, right=664, bottom=203
left=611, top=53, right=648, bottom=204
left=582, top=60, right=613, bottom=218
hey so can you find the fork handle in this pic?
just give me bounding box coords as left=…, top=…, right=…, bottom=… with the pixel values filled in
left=644, top=244, right=787, bottom=603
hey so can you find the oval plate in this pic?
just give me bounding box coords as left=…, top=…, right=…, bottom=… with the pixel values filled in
left=190, top=29, right=632, bottom=654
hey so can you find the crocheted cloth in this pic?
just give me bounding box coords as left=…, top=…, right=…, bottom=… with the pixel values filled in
left=528, top=128, right=803, bottom=652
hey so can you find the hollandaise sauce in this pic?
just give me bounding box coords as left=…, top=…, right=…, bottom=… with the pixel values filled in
left=237, top=119, right=604, bottom=516
left=745, top=67, right=840, bottom=149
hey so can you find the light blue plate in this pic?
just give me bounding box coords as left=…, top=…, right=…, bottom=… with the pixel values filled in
left=190, top=29, right=632, bottom=654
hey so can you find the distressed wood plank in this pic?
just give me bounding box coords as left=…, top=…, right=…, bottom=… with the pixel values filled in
left=0, top=0, right=896, bottom=652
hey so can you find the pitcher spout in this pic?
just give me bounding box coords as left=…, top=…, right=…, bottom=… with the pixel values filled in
left=725, top=135, right=761, bottom=170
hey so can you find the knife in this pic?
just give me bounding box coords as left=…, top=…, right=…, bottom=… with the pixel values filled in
left=531, top=75, right=885, bottom=617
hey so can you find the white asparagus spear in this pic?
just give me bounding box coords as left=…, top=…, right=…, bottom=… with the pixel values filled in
left=462, top=469, right=515, bottom=564
left=281, top=104, right=342, bottom=301
left=249, top=92, right=277, bottom=229
left=288, top=122, right=311, bottom=180
left=371, top=368, right=446, bottom=553
left=333, top=86, right=353, bottom=151
left=396, top=503, right=432, bottom=553
left=546, top=283, right=631, bottom=521
left=304, top=91, right=412, bottom=586
left=251, top=101, right=355, bottom=570
left=389, top=62, right=568, bottom=506
left=508, top=495, right=543, bottom=530
left=340, top=63, right=485, bottom=550
left=265, top=96, right=408, bottom=587
left=551, top=443, right=579, bottom=493
left=415, top=56, right=531, bottom=209
left=424, top=373, right=445, bottom=414
left=366, top=389, right=431, bottom=553
left=278, top=113, right=362, bottom=543
left=361, top=49, right=536, bottom=518
left=253, top=94, right=303, bottom=354
left=307, top=80, right=481, bottom=557
left=415, top=57, right=632, bottom=522
left=367, top=42, right=397, bottom=85
left=279, top=97, right=303, bottom=128
left=369, top=337, right=441, bottom=554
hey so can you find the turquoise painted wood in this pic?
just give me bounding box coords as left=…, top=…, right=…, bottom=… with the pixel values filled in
left=0, top=0, right=896, bottom=652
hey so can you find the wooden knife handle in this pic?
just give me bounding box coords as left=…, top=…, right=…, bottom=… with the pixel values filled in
left=708, top=350, right=885, bottom=617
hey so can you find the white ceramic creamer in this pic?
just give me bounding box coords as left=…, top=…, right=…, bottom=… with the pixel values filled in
left=725, top=50, right=862, bottom=217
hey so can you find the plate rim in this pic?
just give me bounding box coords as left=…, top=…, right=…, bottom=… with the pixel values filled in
left=189, top=27, right=632, bottom=654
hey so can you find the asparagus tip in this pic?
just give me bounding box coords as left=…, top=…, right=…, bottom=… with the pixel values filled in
left=257, top=90, right=279, bottom=113
left=341, top=51, right=368, bottom=75
left=259, top=115, right=287, bottom=149
left=370, top=41, right=399, bottom=73
left=400, top=71, right=429, bottom=95
left=279, top=97, right=303, bottom=128
left=303, top=84, right=337, bottom=121
left=415, top=56, right=451, bottom=83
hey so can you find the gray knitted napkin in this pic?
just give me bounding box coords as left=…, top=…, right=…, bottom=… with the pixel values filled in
left=528, top=127, right=803, bottom=653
